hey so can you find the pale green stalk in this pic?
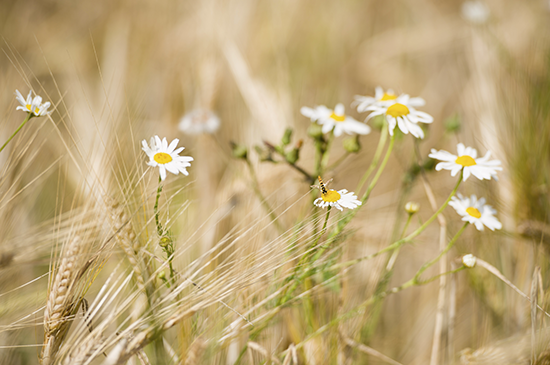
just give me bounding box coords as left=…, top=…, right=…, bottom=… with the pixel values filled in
left=0, top=113, right=33, bottom=154
left=329, top=172, right=463, bottom=271
left=356, top=122, right=388, bottom=193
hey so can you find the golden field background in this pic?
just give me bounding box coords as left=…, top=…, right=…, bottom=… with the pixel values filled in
left=1, top=0, right=550, bottom=364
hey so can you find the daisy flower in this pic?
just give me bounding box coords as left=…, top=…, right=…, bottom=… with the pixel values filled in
left=178, top=109, right=220, bottom=135
left=354, top=86, right=426, bottom=112
left=15, top=89, right=51, bottom=117
left=313, top=177, right=361, bottom=211
left=449, top=193, right=502, bottom=231
left=142, top=136, right=193, bottom=181
left=300, top=103, right=371, bottom=137
left=429, top=143, right=502, bottom=181
left=361, top=94, right=433, bottom=139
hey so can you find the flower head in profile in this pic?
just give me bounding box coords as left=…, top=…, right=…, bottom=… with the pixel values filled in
left=354, top=86, right=426, bottom=111
left=301, top=103, right=371, bottom=137
left=178, top=109, right=220, bottom=135
left=449, top=193, right=502, bottom=231
left=429, top=143, right=502, bottom=181
left=142, top=136, right=193, bottom=181
left=462, top=254, right=477, bottom=268
left=15, top=89, right=51, bottom=117
left=361, top=94, right=433, bottom=139
left=312, top=176, right=361, bottom=211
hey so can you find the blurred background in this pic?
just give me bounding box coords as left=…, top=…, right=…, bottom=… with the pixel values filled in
left=1, top=0, right=550, bottom=364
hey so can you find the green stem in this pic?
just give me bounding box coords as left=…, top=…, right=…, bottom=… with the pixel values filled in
left=360, top=133, right=394, bottom=202
left=0, top=113, right=33, bottom=154
left=356, top=123, right=388, bottom=193
left=246, top=159, right=283, bottom=233
left=154, top=176, right=164, bottom=236
left=413, top=222, right=469, bottom=282
left=329, top=172, right=463, bottom=271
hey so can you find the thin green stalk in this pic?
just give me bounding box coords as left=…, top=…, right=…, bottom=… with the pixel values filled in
left=329, top=172, right=463, bottom=271
left=154, top=176, right=164, bottom=236
left=245, top=159, right=283, bottom=233
left=413, top=222, right=469, bottom=282
left=356, top=123, right=388, bottom=193
left=360, top=133, right=395, bottom=202
left=0, top=113, right=33, bottom=154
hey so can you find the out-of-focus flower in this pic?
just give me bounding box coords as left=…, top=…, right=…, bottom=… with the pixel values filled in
left=178, top=109, right=220, bottom=135
left=142, top=136, right=193, bottom=181
left=362, top=95, right=433, bottom=139
left=354, top=87, right=425, bottom=111
left=15, top=89, right=51, bottom=117
left=301, top=103, right=371, bottom=137
left=461, top=1, right=490, bottom=24
left=449, top=193, right=502, bottom=231
left=405, top=201, right=420, bottom=214
left=429, top=143, right=502, bottom=181
left=462, top=254, right=477, bottom=268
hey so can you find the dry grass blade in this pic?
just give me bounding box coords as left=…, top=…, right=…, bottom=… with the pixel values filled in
left=342, top=336, right=403, bottom=365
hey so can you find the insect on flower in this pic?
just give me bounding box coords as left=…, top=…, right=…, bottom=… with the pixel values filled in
left=312, top=176, right=361, bottom=211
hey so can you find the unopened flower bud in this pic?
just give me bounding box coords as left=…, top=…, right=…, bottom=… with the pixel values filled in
left=230, top=142, right=248, bottom=159
left=307, top=123, right=323, bottom=139
left=405, top=202, right=420, bottom=214
left=281, top=128, right=293, bottom=146
left=158, top=271, right=167, bottom=280
left=462, top=254, right=477, bottom=268
left=343, top=136, right=361, bottom=153
left=159, top=236, right=171, bottom=248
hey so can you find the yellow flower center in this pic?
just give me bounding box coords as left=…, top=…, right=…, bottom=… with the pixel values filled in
left=455, top=155, right=477, bottom=167
left=466, top=207, right=481, bottom=218
left=386, top=103, right=410, bottom=118
left=322, top=190, right=341, bottom=203
left=154, top=152, right=173, bottom=164
left=330, top=112, right=346, bottom=122
left=26, top=105, right=39, bottom=114
left=380, top=92, right=397, bottom=101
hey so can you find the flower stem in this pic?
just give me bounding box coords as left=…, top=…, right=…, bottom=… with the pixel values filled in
left=154, top=176, right=164, bottom=236
left=0, top=113, right=33, bottom=154
left=329, top=173, right=463, bottom=271
left=356, top=123, right=388, bottom=193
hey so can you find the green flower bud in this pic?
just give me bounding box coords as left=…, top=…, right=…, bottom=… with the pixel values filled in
left=307, top=123, right=323, bottom=139
left=158, top=270, right=167, bottom=280
left=343, top=136, right=361, bottom=153
left=281, top=128, right=293, bottom=146
left=371, top=115, right=386, bottom=131
left=445, top=113, right=461, bottom=133
left=230, top=142, right=248, bottom=159
left=159, top=236, right=171, bottom=248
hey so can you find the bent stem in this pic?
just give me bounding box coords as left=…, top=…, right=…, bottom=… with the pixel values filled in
left=0, top=113, right=33, bottom=154
left=245, top=159, right=284, bottom=233
left=329, top=172, right=463, bottom=271
left=356, top=122, right=388, bottom=193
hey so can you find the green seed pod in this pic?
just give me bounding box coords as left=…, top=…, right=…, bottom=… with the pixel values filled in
left=343, top=136, right=361, bottom=153
left=230, top=142, right=248, bottom=159
left=281, top=128, right=293, bottom=146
